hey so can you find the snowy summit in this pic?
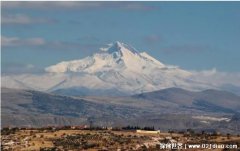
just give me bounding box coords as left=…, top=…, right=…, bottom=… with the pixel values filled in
left=45, top=41, right=166, bottom=73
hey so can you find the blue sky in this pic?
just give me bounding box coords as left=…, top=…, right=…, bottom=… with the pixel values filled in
left=1, top=1, right=240, bottom=73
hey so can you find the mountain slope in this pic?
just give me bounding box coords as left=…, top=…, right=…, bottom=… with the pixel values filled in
left=2, top=87, right=240, bottom=134
left=133, top=88, right=240, bottom=113
left=1, top=87, right=148, bottom=127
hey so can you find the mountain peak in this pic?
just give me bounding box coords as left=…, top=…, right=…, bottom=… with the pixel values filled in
left=100, top=41, right=139, bottom=55
left=114, top=41, right=123, bottom=47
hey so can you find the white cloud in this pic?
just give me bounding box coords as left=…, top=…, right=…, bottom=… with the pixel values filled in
left=1, top=63, right=44, bottom=74
left=2, top=14, right=56, bottom=25
left=1, top=36, right=45, bottom=47
left=190, top=68, right=240, bottom=87
left=2, top=14, right=31, bottom=24
left=2, top=2, right=154, bottom=11
left=1, top=36, right=103, bottom=54
left=2, top=1, right=100, bottom=9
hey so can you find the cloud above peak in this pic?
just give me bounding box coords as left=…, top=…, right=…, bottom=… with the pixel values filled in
left=144, top=35, right=162, bottom=45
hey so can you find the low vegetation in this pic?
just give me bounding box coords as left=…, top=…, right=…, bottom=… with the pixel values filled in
left=1, top=126, right=240, bottom=151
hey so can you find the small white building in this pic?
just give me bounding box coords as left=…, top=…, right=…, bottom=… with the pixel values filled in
left=136, top=130, right=160, bottom=134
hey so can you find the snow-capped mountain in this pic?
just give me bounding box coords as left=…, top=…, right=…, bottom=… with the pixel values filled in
left=2, top=41, right=212, bottom=95
left=45, top=41, right=167, bottom=73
